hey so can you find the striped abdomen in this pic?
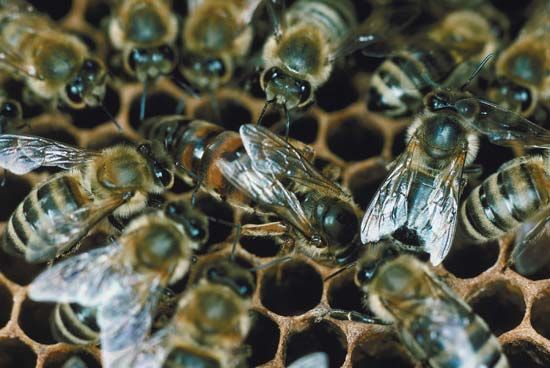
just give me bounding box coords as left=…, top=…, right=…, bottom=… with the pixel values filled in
left=459, top=156, right=550, bottom=242
left=50, top=303, right=99, bottom=345
left=286, top=0, right=356, bottom=45
left=2, top=172, right=93, bottom=259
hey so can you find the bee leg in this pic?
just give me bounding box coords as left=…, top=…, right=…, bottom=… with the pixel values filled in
left=240, top=221, right=288, bottom=237
left=325, top=309, right=391, bottom=325
left=0, top=168, right=6, bottom=187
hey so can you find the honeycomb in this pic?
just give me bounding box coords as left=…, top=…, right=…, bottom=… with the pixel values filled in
left=0, top=0, right=549, bottom=367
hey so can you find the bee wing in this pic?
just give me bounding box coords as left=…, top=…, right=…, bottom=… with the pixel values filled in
left=265, top=0, right=286, bottom=39
left=217, top=154, right=316, bottom=238
left=28, top=243, right=121, bottom=305
left=287, top=352, right=329, bottom=368
left=62, top=357, right=87, bottom=368
left=127, top=328, right=173, bottom=368
left=0, top=134, right=97, bottom=175
left=240, top=124, right=349, bottom=199
left=98, top=276, right=162, bottom=368
left=360, top=139, right=418, bottom=244
left=25, top=195, right=128, bottom=263
left=411, top=148, right=467, bottom=265
left=459, top=98, right=550, bottom=148
left=512, top=209, right=550, bottom=276
left=330, top=2, right=420, bottom=60
left=238, top=0, right=263, bottom=24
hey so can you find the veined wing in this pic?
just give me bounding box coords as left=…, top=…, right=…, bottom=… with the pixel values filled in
left=25, top=195, right=128, bottom=263
left=288, top=352, right=329, bottom=368
left=240, top=124, right=349, bottom=200
left=28, top=244, right=121, bottom=306
left=360, top=138, right=418, bottom=244
left=126, top=328, right=173, bottom=368
left=0, top=134, right=97, bottom=175
left=512, top=208, right=550, bottom=276
left=217, top=153, right=317, bottom=240
left=411, top=147, right=467, bottom=265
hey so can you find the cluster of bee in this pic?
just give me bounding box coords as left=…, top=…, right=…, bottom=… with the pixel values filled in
left=0, top=0, right=547, bottom=367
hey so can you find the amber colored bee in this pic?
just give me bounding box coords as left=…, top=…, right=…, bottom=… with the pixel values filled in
left=141, top=115, right=360, bottom=266
left=0, top=0, right=107, bottom=108
left=0, top=134, right=175, bottom=262
left=180, top=0, right=262, bottom=92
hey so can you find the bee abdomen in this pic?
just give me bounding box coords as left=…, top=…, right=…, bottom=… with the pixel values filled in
left=460, top=158, right=550, bottom=242
left=50, top=303, right=99, bottom=345
left=2, top=174, right=91, bottom=257
left=287, top=0, right=356, bottom=43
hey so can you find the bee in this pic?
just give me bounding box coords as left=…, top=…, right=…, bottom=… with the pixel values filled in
left=288, top=352, right=329, bottom=368
left=487, top=1, right=550, bottom=121
left=0, top=0, right=107, bottom=109
left=458, top=151, right=550, bottom=274
left=361, top=80, right=550, bottom=265
left=328, top=240, right=509, bottom=368
left=120, top=258, right=254, bottom=367
left=367, top=10, right=500, bottom=118
left=62, top=357, right=88, bottom=368
left=28, top=200, right=209, bottom=368
left=0, top=97, right=24, bottom=134
left=180, top=0, right=262, bottom=92
left=141, top=115, right=360, bottom=266
left=0, top=134, right=175, bottom=263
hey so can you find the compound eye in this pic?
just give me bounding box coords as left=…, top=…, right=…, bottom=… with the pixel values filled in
left=261, top=67, right=281, bottom=87
left=236, top=279, right=253, bottom=297
left=128, top=48, right=147, bottom=72
left=206, top=58, right=226, bottom=78
left=65, top=80, right=84, bottom=105
left=0, top=101, right=20, bottom=118
left=427, top=92, right=448, bottom=111
left=297, top=79, right=312, bottom=105
left=207, top=265, right=224, bottom=281
left=457, top=100, right=477, bottom=119
left=515, top=85, right=533, bottom=112
left=187, top=218, right=207, bottom=241
left=154, top=165, right=173, bottom=187
left=356, top=262, right=378, bottom=285
left=158, top=44, right=176, bottom=63
left=323, top=203, right=358, bottom=245
left=137, top=143, right=152, bottom=155
left=83, top=58, right=101, bottom=74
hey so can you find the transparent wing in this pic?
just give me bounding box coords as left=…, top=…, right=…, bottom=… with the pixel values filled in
left=287, top=352, right=329, bottom=368
left=187, top=0, right=203, bottom=13
left=411, top=148, right=467, bottom=265
left=512, top=209, right=550, bottom=277
left=238, top=0, right=263, bottom=24
left=265, top=0, right=286, bottom=39
left=28, top=244, right=121, bottom=305
left=62, top=357, right=87, bottom=368
left=127, top=328, right=172, bottom=368
left=240, top=124, right=349, bottom=199
left=217, top=154, right=317, bottom=239
left=360, top=138, right=418, bottom=244
left=458, top=98, right=550, bottom=148
left=98, top=276, right=162, bottom=368
left=0, top=134, right=97, bottom=175
left=330, top=2, right=420, bottom=60
left=25, top=195, right=126, bottom=263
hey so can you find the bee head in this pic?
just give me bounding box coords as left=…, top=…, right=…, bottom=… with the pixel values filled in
left=64, top=58, right=107, bottom=108
left=0, top=99, right=23, bottom=134
left=488, top=76, right=534, bottom=115
left=137, top=141, right=175, bottom=190
left=261, top=67, right=312, bottom=109
left=355, top=240, right=399, bottom=288
left=180, top=52, right=232, bottom=91
left=204, top=259, right=255, bottom=298
left=126, top=44, right=177, bottom=82
left=164, top=200, right=209, bottom=251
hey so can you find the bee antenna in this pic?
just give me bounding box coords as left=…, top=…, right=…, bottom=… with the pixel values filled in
left=248, top=256, right=292, bottom=271
left=460, top=53, right=494, bottom=92
left=100, top=103, right=123, bottom=132
left=209, top=91, right=223, bottom=125
left=140, top=79, right=148, bottom=121
left=257, top=99, right=273, bottom=126
left=283, top=103, right=291, bottom=141
left=324, top=261, right=357, bottom=281
left=230, top=224, right=241, bottom=262
left=172, top=77, right=200, bottom=99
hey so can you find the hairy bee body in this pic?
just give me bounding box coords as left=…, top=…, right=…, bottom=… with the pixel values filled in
left=1, top=140, right=175, bottom=263
left=368, top=10, right=498, bottom=117
left=0, top=0, right=107, bottom=108
left=459, top=155, right=550, bottom=242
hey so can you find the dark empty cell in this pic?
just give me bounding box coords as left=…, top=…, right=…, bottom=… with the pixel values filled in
left=327, top=271, right=363, bottom=312
left=85, top=134, right=134, bottom=150
left=31, top=127, right=77, bottom=146
left=44, top=350, right=101, bottom=368
left=327, top=118, right=383, bottom=161
left=468, top=280, right=525, bottom=336
left=259, top=109, right=281, bottom=128
left=18, top=298, right=57, bottom=344
left=474, top=137, right=515, bottom=182
left=443, top=239, right=499, bottom=279
left=351, top=0, right=373, bottom=23
left=245, top=310, right=280, bottom=366
left=195, top=196, right=234, bottom=247
left=28, top=0, right=72, bottom=20
left=351, top=334, right=415, bottom=368
left=260, top=260, right=322, bottom=316
left=0, top=176, right=31, bottom=221
left=503, top=340, right=550, bottom=368
left=285, top=321, right=347, bottom=368
left=85, top=1, right=110, bottom=27
left=391, top=128, right=408, bottom=158
left=316, top=71, right=359, bottom=112
left=0, top=339, right=36, bottom=368
left=0, top=283, right=12, bottom=328
left=129, top=93, right=179, bottom=130
left=530, top=293, right=550, bottom=340
left=288, top=116, right=318, bottom=144
left=194, top=98, right=252, bottom=131
left=68, top=86, right=121, bottom=129
left=349, top=164, right=387, bottom=210
left=240, top=237, right=281, bottom=258
left=0, top=247, right=46, bottom=286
